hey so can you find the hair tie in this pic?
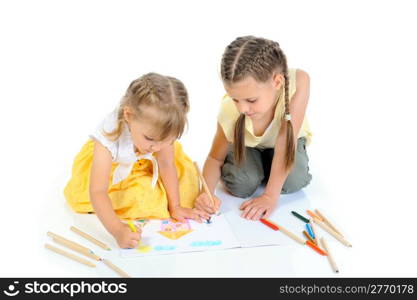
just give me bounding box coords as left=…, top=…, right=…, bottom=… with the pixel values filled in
left=284, top=114, right=292, bottom=121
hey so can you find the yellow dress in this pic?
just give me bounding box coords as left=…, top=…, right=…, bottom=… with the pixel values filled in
left=64, top=110, right=199, bottom=220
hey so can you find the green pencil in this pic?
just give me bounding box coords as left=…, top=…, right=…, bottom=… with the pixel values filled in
left=291, top=211, right=310, bottom=223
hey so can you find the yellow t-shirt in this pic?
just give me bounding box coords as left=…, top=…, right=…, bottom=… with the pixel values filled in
left=217, top=68, right=312, bottom=149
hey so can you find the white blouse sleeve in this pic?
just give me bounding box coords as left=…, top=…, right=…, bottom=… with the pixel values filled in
left=89, top=110, right=119, bottom=161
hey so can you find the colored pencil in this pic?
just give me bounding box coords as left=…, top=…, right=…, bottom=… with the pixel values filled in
left=306, top=210, right=323, bottom=222
left=315, top=209, right=344, bottom=237
left=260, top=218, right=279, bottom=231
left=194, top=162, right=219, bottom=215
left=47, top=231, right=96, bottom=255
left=303, top=230, right=315, bottom=244
left=127, top=220, right=137, bottom=232
left=70, top=226, right=111, bottom=251
left=309, top=219, right=319, bottom=245
left=306, top=223, right=315, bottom=239
left=321, top=237, right=339, bottom=273
left=52, top=237, right=101, bottom=261
left=291, top=211, right=310, bottom=223
left=45, top=243, right=96, bottom=267
left=312, top=218, right=352, bottom=247
left=276, top=223, right=306, bottom=245
left=102, top=259, right=131, bottom=278
left=306, top=240, right=327, bottom=256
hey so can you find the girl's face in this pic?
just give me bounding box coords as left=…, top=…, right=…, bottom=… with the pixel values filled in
left=224, top=73, right=284, bottom=121
left=124, top=107, right=174, bottom=154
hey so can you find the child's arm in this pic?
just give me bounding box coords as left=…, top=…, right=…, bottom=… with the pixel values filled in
left=89, top=141, right=141, bottom=248
left=156, top=144, right=210, bottom=222
left=194, top=123, right=229, bottom=214
left=240, top=69, right=311, bottom=220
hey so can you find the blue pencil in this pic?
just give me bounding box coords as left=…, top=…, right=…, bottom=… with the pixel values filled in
left=306, top=223, right=315, bottom=239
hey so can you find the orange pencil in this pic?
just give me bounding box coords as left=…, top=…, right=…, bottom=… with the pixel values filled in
left=260, top=218, right=279, bottom=231
left=306, top=240, right=327, bottom=256
left=307, top=210, right=323, bottom=222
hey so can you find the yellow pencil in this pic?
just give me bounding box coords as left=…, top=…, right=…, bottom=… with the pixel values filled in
left=70, top=226, right=111, bottom=251
left=127, top=220, right=137, bottom=232
left=45, top=243, right=96, bottom=267
left=102, top=259, right=131, bottom=278
left=320, top=237, right=339, bottom=273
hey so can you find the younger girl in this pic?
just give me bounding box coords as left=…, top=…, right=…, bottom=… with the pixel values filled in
left=64, top=73, right=209, bottom=248
left=195, top=36, right=312, bottom=221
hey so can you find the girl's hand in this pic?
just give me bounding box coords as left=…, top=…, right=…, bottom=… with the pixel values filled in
left=194, top=193, right=221, bottom=215
left=112, top=222, right=142, bottom=249
left=240, top=194, right=277, bottom=220
left=170, top=206, right=210, bottom=223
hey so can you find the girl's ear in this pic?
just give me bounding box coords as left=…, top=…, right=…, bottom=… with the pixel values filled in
left=123, top=106, right=133, bottom=123
left=272, top=72, right=284, bottom=90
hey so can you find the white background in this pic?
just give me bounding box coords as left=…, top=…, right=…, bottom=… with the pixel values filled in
left=1, top=0, right=416, bottom=277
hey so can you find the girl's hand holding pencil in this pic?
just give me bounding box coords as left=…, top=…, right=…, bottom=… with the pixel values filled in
left=240, top=194, right=277, bottom=220
left=194, top=193, right=221, bottom=215
left=113, top=222, right=142, bottom=249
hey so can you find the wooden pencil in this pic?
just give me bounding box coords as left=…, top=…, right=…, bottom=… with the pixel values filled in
left=321, top=237, right=339, bottom=273
left=303, top=230, right=315, bottom=244
left=315, top=209, right=344, bottom=237
left=306, top=210, right=323, bottom=222
left=306, top=240, right=327, bottom=256
left=102, top=259, right=131, bottom=278
left=312, top=218, right=352, bottom=247
left=194, top=162, right=218, bottom=214
left=275, top=223, right=306, bottom=245
left=45, top=244, right=96, bottom=267
left=52, top=237, right=101, bottom=261
left=48, top=231, right=101, bottom=260
left=70, top=226, right=111, bottom=251
left=309, top=218, right=319, bottom=245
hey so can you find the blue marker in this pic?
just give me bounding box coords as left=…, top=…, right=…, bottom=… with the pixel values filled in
left=306, top=223, right=315, bottom=239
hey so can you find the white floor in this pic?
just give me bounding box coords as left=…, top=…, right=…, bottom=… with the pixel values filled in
left=1, top=0, right=417, bottom=277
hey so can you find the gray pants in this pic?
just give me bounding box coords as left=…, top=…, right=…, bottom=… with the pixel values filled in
left=221, top=137, right=312, bottom=198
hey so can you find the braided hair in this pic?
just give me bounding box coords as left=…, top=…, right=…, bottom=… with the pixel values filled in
left=221, top=36, right=295, bottom=170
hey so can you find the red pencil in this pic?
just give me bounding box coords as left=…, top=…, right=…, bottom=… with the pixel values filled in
left=260, top=219, right=279, bottom=231
left=306, top=240, right=327, bottom=256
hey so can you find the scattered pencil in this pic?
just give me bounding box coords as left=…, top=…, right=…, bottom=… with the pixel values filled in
left=321, top=237, right=339, bottom=273
left=312, top=218, right=352, bottom=247
left=306, top=223, right=315, bottom=239
left=70, top=226, right=111, bottom=251
left=306, top=240, right=327, bottom=256
left=47, top=231, right=100, bottom=257
left=309, top=219, right=319, bottom=245
left=194, top=162, right=219, bottom=216
left=291, top=211, right=310, bottom=223
left=52, top=237, right=101, bottom=261
left=276, top=223, right=306, bottom=245
left=45, top=243, right=96, bottom=268
left=302, top=230, right=316, bottom=245
left=315, top=209, right=344, bottom=237
left=102, top=259, right=131, bottom=278
left=260, top=218, right=279, bottom=231
left=306, top=210, right=323, bottom=222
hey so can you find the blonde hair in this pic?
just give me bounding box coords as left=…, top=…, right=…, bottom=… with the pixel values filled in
left=221, top=36, right=295, bottom=170
left=104, top=72, right=189, bottom=141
